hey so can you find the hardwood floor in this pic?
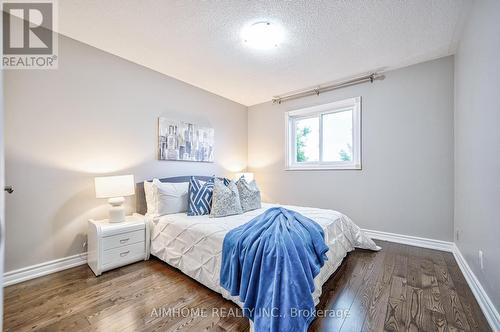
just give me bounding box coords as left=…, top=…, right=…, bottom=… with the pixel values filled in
left=3, top=240, right=491, bottom=332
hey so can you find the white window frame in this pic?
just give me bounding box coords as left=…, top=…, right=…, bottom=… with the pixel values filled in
left=285, top=97, right=361, bottom=170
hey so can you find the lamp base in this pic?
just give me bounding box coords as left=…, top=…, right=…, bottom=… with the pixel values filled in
left=108, top=197, right=125, bottom=223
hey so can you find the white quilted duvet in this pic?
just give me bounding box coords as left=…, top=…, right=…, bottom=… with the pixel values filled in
left=150, top=203, right=380, bottom=308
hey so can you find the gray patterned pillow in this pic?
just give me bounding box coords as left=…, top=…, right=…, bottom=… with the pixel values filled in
left=210, top=178, right=243, bottom=218
left=236, top=177, right=262, bottom=212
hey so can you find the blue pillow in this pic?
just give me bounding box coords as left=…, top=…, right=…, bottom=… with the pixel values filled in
left=187, top=177, right=231, bottom=216
left=187, top=177, right=214, bottom=216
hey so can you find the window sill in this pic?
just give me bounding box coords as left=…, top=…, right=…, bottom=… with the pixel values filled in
left=285, top=165, right=362, bottom=171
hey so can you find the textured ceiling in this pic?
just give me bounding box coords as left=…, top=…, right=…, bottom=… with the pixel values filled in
left=57, top=0, right=469, bottom=106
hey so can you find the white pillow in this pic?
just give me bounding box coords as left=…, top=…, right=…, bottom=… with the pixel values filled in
left=153, top=179, right=189, bottom=216
left=144, top=180, right=158, bottom=216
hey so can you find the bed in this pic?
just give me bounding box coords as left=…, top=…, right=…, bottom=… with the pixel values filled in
left=137, top=176, right=380, bottom=323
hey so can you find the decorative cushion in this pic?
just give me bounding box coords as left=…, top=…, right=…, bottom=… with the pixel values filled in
left=210, top=178, right=243, bottom=218
left=236, top=177, right=262, bottom=212
left=214, top=175, right=231, bottom=186
left=153, top=179, right=189, bottom=216
left=187, top=177, right=214, bottom=216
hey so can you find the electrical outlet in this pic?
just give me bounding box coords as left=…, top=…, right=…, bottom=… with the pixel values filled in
left=479, top=250, right=484, bottom=270
left=456, top=229, right=460, bottom=241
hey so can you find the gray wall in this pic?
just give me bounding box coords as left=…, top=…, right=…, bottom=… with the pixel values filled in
left=4, top=35, right=247, bottom=272
left=248, top=57, right=454, bottom=241
left=454, top=0, right=500, bottom=310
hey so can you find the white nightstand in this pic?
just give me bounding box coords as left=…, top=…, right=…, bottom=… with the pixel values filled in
left=87, top=214, right=150, bottom=276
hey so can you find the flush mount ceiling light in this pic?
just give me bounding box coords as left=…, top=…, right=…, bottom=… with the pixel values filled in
left=241, top=21, right=284, bottom=50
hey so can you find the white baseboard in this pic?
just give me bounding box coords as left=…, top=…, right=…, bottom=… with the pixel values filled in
left=363, top=228, right=499, bottom=331
left=453, top=244, right=500, bottom=332
left=3, top=253, right=87, bottom=287
left=362, top=228, right=455, bottom=252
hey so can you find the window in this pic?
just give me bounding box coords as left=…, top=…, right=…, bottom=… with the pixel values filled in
left=285, top=97, right=361, bottom=170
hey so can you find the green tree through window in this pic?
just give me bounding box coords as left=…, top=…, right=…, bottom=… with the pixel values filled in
left=296, top=126, right=311, bottom=162
left=338, top=143, right=352, bottom=161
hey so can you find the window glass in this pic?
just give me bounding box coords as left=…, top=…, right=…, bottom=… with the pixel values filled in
left=295, top=117, right=319, bottom=162
left=322, top=110, right=353, bottom=162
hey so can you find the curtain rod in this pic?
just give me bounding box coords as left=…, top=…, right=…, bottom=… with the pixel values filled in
left=272, top=73, right=385, bottom=104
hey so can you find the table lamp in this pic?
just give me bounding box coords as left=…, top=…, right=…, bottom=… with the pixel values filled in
left=94, top=174, right=135, bottom=223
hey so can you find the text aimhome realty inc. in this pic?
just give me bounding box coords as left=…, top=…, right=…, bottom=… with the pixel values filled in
left=150, top=306, right=351, bottom=319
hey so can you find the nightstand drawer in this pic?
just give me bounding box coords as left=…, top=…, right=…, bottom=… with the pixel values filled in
left=102, top=242, right=145, bottom=266
left=102, top=229, right=145, bottom=250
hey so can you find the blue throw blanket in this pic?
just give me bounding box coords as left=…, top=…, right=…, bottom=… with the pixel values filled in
left=220, top=207, right=329, bottom=332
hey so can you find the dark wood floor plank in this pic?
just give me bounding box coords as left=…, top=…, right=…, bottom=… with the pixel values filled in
left=383, top=297, right=404, bottom=332
left=429, top=310, right=448, bottom=332
left=336, top=246, right=386, bottom=332
left=441, top=251, right=457, bottom=266
left=360, top=244, right=395, bottom=332
left=434, top=263, right=453, bottom=287
left=407, top=255, right=422, bottom=288
left=392, top=253, right=408, bottom=279
left=434, top=263, right=472, bottom=331
left=310, top=253, right=371, bottom=331
left=403, top=286, right=425, bottom=332
left=3, top=241, right=491, bottom=332
left=389, top=276, right=407, bottom=302
left=441, top=253, right=491, bottom=331
left=456, top=286, right=492, bottom=331
left=360, top=276, right=392, bottom=332
left=423, top=276, right=446, bottom=315
left=420, top=248, right=447, bottom=267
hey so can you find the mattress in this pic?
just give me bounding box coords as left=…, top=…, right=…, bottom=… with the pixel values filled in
left=150, top=203, right=380, bottom=308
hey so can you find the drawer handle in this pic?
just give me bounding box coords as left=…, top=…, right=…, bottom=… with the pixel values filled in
left=120, top=238, right=130, bottom=244
left=120, top=251, right=130, bottom=257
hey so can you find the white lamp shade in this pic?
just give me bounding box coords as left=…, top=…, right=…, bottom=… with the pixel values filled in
left=235, top=172, right=254, bottom=182
left=95, top=175, right=135, bottom=198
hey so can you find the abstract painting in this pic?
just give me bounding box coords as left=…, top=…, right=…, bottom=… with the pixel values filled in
left=158, top=118, right=214, bottom=162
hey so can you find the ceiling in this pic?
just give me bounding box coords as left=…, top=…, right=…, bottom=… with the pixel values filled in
left=57, top=0, right=470, bottom=106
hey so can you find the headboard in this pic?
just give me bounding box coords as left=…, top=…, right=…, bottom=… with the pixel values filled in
left=135, top=176, right=213, bottom=215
